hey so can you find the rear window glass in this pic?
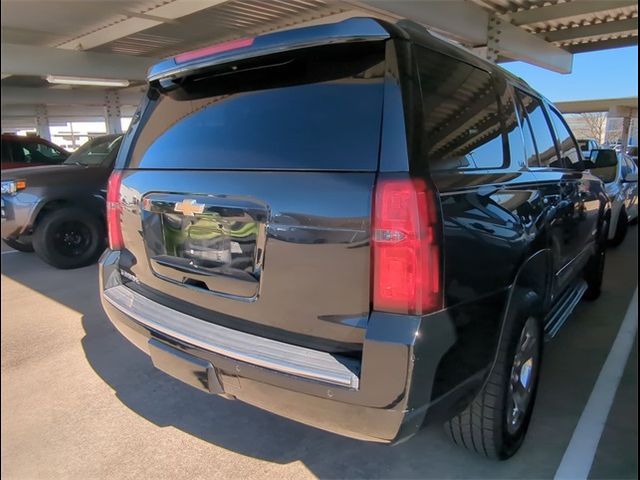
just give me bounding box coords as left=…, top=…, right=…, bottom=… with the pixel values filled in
left=126, top=43, right=386, bottom=171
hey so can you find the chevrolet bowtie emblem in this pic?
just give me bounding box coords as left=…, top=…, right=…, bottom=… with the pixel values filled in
left=174, top=199, right=205, bottom=216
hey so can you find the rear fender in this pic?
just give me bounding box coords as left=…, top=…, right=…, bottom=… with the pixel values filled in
left=424, top=248, right=551, bottom=425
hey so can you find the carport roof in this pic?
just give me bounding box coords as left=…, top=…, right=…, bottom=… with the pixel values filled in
left=1, top=0, right=638, bottom=117
left=472, top=0, right=638, bottom=53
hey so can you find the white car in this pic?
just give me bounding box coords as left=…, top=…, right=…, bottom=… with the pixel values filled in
left=589, top=149, right=638, bottom=246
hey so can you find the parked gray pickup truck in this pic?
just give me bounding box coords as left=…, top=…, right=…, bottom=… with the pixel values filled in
left=1, top=134, right=122, bottom=268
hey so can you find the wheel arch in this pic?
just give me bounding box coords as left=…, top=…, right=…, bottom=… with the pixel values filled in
left=31, top=194, right=105, bottom=231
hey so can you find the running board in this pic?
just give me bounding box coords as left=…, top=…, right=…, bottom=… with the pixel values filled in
left=544, top=280, right=588, bottom=340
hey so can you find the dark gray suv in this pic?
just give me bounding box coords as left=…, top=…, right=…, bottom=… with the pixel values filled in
left=2, top=134, right=123, bottom=268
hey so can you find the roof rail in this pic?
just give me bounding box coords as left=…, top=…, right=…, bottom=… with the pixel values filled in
left=147, top=17, right=390, bottom=83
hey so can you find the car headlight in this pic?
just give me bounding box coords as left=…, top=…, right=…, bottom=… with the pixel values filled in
left=1, top=180, right=26, bottom=195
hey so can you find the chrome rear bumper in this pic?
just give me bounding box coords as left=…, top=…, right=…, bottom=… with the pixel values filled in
left=103, top=285, right=360, bottom=389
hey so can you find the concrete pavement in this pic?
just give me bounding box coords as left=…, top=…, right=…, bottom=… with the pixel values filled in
left=1, top=229, right=637, bottom=479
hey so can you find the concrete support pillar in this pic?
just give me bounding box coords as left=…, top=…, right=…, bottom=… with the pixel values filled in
left=620, top=116, right=631, bottom=151
left=104, top=91, right=122, bottom=134
left=35, top=105, right=51, bottom=140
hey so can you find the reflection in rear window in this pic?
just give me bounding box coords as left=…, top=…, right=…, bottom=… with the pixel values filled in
left=127, top=45, right=385, bottom=171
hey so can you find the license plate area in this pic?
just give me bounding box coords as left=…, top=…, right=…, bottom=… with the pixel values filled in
left=148, top=338, right=222, bottom=394
left=141, top=194, right=268, bottom=299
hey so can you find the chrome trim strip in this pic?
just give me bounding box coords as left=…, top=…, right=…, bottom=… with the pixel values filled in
left=103, top=285, right=359, bottom=389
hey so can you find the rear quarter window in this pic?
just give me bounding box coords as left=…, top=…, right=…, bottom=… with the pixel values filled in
left=414, top=46, right=506, bottom=171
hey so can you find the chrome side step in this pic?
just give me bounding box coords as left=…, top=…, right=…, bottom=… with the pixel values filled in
left=544, top=280, right=588, bottom=340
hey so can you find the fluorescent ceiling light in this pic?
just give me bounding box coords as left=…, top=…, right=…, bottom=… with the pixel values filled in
left=46, top=75, right=130, bottom=87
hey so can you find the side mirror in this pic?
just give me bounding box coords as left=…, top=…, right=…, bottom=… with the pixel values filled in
left=624, top=172, right=638, bottom=183
left=589, top=149, right=619, bottom=183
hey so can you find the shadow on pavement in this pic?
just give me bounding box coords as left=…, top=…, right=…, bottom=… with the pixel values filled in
left=1, top=226, right=637, bottom=479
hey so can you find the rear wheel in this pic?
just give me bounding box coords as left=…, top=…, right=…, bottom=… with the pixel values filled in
left=2, top=237, right=34, bottom=252
left=33, top=207, right=105, bottom=269
left=609, top=209, right=628, bottom=247
left=445, top=295, right=542, bottom=460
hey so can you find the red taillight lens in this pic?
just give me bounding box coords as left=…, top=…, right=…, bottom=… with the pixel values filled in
left=175, top=37, right=255, bottom=64
left=372, top=177, right=441, bottom=315
left=107, top=171, right=123, bottom=250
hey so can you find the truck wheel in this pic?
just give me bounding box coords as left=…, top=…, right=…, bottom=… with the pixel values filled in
left=609, top=209, right=628, bottom=247
left=584, top=217, right=608, bottom=301
left=445, top=294, right=543, bottom=460
left=2, top=237, right=34, bottom=252
left=33, top=207, right=105, bottom=269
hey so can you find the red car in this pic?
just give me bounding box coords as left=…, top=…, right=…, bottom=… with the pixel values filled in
left=1, top=134, right=69, bottom=170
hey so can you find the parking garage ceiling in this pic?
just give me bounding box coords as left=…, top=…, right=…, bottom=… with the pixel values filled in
left=1, top=0, right=638, bottom=127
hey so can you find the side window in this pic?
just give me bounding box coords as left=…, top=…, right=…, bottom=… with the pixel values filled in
left=499, top=84, right=526, bottom=168
left=513, top=92, right=539, bottom=167
left=515, top=91, right=561, bottom=168
left=548, top=107, right=582, bottom=170
left=0, top=141, right=11, bottom=164
left=11, top=143, right=25, bottom=164
left=22, top=142, right=65, bottom=164
left=415, top=46, right=506, bottom=171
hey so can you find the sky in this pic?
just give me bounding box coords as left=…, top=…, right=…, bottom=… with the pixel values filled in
left=502, top=45, right=638, bottom=102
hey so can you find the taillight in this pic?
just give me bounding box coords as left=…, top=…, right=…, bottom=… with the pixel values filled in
left=372, top=177, right=442, bottom=315
left=106, top=171, right=123, bottom=250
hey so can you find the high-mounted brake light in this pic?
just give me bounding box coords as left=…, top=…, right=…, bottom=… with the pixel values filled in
left=372, top=177, right=442, bottom=315
left=106, top=171, right=124, bottom=250
left=175, top=37, right=255, bottom=64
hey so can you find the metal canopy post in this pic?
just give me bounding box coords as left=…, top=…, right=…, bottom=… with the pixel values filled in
left=35, top=105, right=51, bottom=140
left=104, top=91, right=123, bottom=134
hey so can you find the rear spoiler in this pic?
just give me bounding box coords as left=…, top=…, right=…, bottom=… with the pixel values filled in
left=147, top=17, right=391, bottom=83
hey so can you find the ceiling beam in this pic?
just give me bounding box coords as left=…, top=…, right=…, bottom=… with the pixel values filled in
left=564, top=35, right=638, bottom=53
left=56, top=0, right=231, bottom=50
left=555, top=97, right=638, bottom=114
left=354, top=0, right=573, bottom=73
left=496, top=19, right=573, bottom=73
left=1, top=43, right=156, bottom=81
left=540, top=18, right=638, bottom=43
left=508, top=0, right=638, bottom=26
left=355, top=0, right=490, bottom=45
left=1, top=86, right=144, bottom=106
left=2, top=104, right=137, bottom=118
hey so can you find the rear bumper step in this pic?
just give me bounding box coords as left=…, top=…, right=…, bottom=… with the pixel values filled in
left=103, top=285, right=360, bottom=389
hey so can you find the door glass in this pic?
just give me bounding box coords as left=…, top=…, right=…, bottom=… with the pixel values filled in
left=516, top=91, right=561, bottom=169
left=500, top=86, right=525, bottom=168
left=513, top=93, right=539, bottom=167
left=549, top=108, right=582, bottom=170
left=22, top=142, right=66, bottom=164
left=0, top=141, right=11, bottom=164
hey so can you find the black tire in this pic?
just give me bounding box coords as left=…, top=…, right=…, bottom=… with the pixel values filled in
left=584, top=217, right=608, bottom=301
left=2, top=237, right=34, bottom=252
left=445, top=291, right=543, bottom=460
left=33, top=207, right=105, bottom=269
left=609, top=209, right=628, bottom=247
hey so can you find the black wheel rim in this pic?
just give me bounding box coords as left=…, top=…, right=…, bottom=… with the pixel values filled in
left=51, top=220, right=92, bottom=258
left=507, top=317, right=540, bottom=435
